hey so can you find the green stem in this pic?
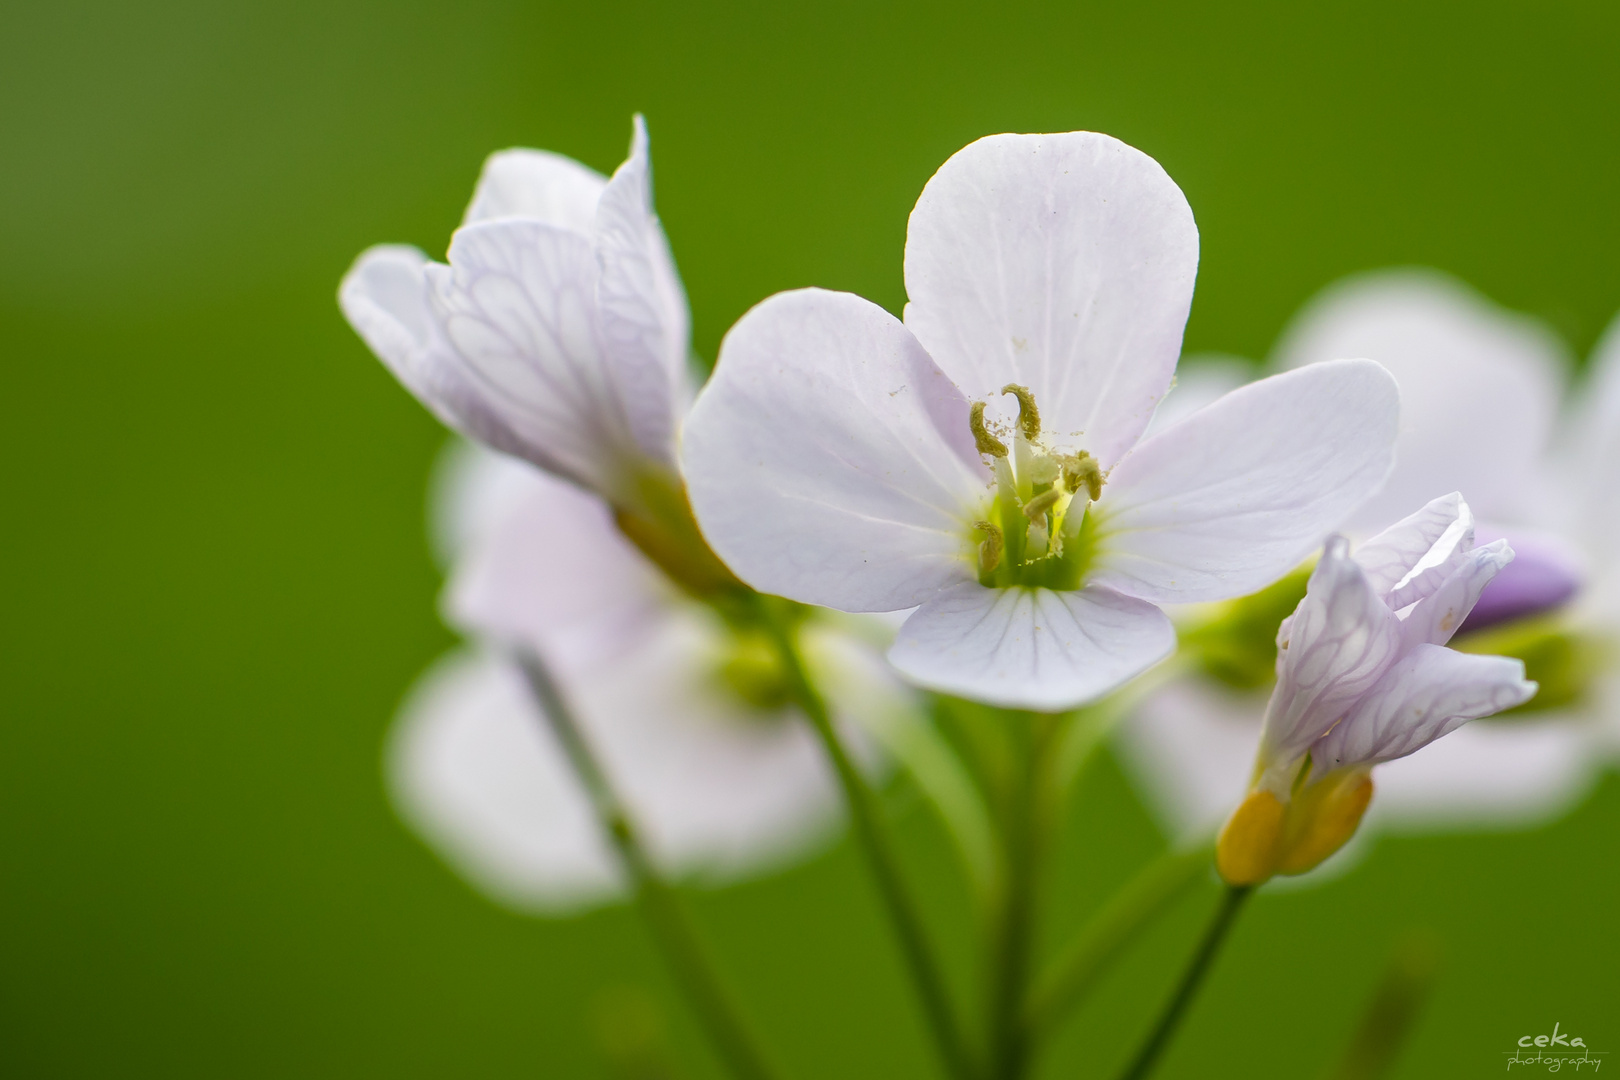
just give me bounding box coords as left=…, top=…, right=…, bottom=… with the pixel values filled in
left=1116, top=884, right=1252, bottom=1080
left=1023, top=846, right=1212, bottom=1042
left=515, top=649, right=783, bottom=1080
left=762, top=618, right=979, bottom=1080
left=985, top=712, right=1055, bottom=1080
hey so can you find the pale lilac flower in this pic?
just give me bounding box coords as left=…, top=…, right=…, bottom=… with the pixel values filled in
left=339, top=115, right=689, bottom=509
left=1216, top=494, right=1537, bottom=884
left=682, top=132, right=1399, bottom=711
left=340, top=122, right=913, bottom=911
left=1122, top=271, right=1615, bottom=844
left=390, top=446, right=907, bottom=912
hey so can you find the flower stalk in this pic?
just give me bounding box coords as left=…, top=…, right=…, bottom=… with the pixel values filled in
left=514, top=648, right=784, bottom=1080
left=1116, top=884, right=1252, bottom=1080
left=758, top=609, right=980, bottom=1080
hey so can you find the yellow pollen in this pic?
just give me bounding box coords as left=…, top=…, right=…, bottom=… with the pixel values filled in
left=970, top=401, right=1008, bottom=458
left=1000, top=384, right=1041, bottom=440
left=1023, top=488, right=1062, bottom=521
left=1061, top=452, right=1104, bottom=502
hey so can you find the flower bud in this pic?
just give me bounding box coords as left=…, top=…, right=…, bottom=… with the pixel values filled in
left=1216, top=789, right=1284, bottom=886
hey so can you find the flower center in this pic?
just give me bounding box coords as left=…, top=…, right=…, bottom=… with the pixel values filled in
left=968, top=385, right=1101, bottom=591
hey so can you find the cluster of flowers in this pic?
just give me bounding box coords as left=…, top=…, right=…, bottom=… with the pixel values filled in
left=339, top=116, right=1617, bottom=1069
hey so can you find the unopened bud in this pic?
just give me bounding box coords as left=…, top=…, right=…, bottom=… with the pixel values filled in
left=1277, top=770, right=1373, bottom=875
left=1216, top=789, right=1284, bottom=886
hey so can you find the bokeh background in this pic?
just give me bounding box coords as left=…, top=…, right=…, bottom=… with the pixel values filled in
left=4, top=1, right=1618, bottom=1076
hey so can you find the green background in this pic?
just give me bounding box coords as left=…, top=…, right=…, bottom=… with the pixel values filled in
left=3, top=1, right=1616, bottom=1076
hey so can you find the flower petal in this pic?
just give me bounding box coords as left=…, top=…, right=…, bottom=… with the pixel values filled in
left=1272, top=270, right=1566, bottom=531
left=1141, top=354, right=1255, bottom=440
left=1313, top=645, right=1536, bottom=769
left=1117, top=681, right=1265, bottom=840
left=902, top=131, right=1198, bottom=469
left=339, top=244, right=542, bottom=463
left=1353, top=492, right=1474, bottom=607
left=886, top=581, right=1175, bottom=710
left=1091, top=359, right=1400, bottom=604
left=441, top=450, right=673, bottom=669
left=683, top=288, right=989, bottom=612
left=1573, top=309, right=1620, bottom=562
left=1260, top=537, right=1402, bottom=771
left=593, top=115, right=691, bottom=467
left=387, top=651, right=621, bottom=913
left=427, top=220, right=638, bottom=496
left=390, top=629, right=848, bottom=913
left=1367, top=718, right=1597, bottom=829
left=1397, top=539, right=1514, bottom=648
left=462, top=148, right=607, bottom=229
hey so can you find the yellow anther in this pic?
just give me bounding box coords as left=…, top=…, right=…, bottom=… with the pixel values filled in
left=1061, top=452, right=1104, bottom=502
left=1000, top=384, right=1041, bottom=440
left=1023, top=487, right=1062, bottom=521
left=975, top=520, right=1003, bottom=575
left=1216, top=789, right=1284, bottom=886
left=1277, top=771, right=1373, bottom=875
left=970, top=401, right=1008, bottom=458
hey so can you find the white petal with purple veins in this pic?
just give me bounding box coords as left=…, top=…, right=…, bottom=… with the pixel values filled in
left=684, top=288, right=989, bottom=613
left=887, top=581, right=1175, bottom=710
left=902, top=131, right=1198, bottom=470
left=1314, top=645, right=1536, bottom=769
left=1090, top=359, right=1399, bottom=605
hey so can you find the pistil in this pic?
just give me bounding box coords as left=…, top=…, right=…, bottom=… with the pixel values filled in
left=966, top=387, right=1105, bottom=590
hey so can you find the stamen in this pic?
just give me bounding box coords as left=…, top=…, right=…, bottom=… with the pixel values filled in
left=1023, top=488, right=1062, bottom=521
left=970, top=402, right=1008, bottom=458
left=975, top=520, right=1003, bottom=574
left=1061, top=452, right=1104, bottom=502
left=1000, top=384, right=1041, bottom=440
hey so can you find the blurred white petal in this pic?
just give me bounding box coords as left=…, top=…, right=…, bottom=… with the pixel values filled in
left=1272, top=269, right=1567, bottom=530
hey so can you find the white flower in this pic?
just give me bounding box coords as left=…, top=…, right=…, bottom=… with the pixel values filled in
left=681, top=132, right=1399, bottom=711
left=339, top=115, right=689, bottom=510
left=1120, top=271, right=1616, bottom=843
left=1215, top=494, right=1537, bottom=885
left=340, top=120, right=912, bottom=911
left=390, top=445, right=906, bottom=912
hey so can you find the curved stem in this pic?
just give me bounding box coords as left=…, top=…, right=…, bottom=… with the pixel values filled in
left=515, top=649, right=784, bottom=1080
left=1024, top=846, right=1212, bottom=1042
left=762, top=618, right=979, bottom=1080
left=1116, top=884, right=1252, bottom=1080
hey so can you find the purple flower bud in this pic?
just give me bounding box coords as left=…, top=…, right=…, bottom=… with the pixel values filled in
left=1459, top=529, right=1583, bottom=633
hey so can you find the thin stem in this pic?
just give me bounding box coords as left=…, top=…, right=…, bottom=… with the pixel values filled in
left=1116, top=884, right=1252, bottom=1080
left=762, top=617, right=979, bottom=1080
left=985, top=712, right=1056, bottom=1080
left=1024, top=846, right=1212, bottom=1042
left=515, top=649, right=783, bottom=1080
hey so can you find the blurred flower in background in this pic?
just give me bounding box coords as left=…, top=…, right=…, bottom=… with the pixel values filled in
left=340, top=117, right=914, bottom=911
left=1121, top=269, right=1620, bottom=857
left=388, top=442, right=907, bottom=911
